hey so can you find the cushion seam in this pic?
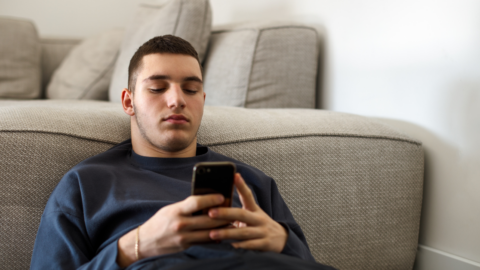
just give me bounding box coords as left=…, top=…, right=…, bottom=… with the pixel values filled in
left=212, top=25, right=318, bottom=34
left=243, top=29, right=261, bottom=108
left=0, top=130, right=121, bottom=145
left=202, top=134, right=422, bottom=147
left=0, top=130, right=421, bottom=146
left=198, top=0, right=209, bottom=61
left=172, top=0, right=183, bottom=35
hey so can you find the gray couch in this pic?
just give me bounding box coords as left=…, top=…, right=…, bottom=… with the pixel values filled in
left=0, top=2, right=423, bottom=269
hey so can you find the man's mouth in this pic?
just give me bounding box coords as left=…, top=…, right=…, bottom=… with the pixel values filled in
left=164, top=114, right=189, bottom=124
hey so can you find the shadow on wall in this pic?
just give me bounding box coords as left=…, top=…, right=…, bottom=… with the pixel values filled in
left=375, top=106, right=480, bottom=263
left=445, top=84, right=480, bottom=160
left=441, top=85, right=480, bottom=259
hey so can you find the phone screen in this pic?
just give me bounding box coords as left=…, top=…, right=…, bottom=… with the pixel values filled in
left=192, top=162, right=236, bottom=214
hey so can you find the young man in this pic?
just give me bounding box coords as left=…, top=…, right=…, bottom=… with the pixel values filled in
left=30, top=35, right=335, bottom=270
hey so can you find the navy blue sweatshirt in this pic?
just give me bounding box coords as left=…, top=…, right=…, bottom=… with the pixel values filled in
left=30, top=140, right=314, bottom=269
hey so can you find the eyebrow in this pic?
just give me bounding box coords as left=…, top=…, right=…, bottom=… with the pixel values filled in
left=142, top=74, right=203, bottom=83
left=184, top=76, right=203, bottom=83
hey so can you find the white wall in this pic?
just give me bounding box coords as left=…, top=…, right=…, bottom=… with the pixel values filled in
left=0, top=0, right=143, bottom=38
left=2, top=0, right=479, bottom=267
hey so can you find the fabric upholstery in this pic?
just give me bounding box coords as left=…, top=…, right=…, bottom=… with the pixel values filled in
left=0, top=134, right=116, bottom=270
left=211, top=137, right=423, bottom=270
left=0, top=100, right=130, bottom=142
left=0, top=100, right=130, bottom=269
left=109, top=0, right=212, bottom=103
left=0, top=17, right=41, bottom=99
left=40, top=38, right=81, bottom=97
left=0, top=101, right=423, bottom=270
left=46, top=29, right=124, bottom=100
left=201, top=107, right=423, bottom=270
left=203, top=22, right=319, bottom=108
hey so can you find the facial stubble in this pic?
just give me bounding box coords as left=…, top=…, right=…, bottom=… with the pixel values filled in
left=132, top=102, right=200, bottom=153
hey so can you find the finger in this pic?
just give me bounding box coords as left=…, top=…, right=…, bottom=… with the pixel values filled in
left=231, top=238, right=269, bottom=251
left=234, top=174, right=259, bottom=211
left=181, top=216, right=231, bottom=231
left=178, top=194, right=224, bottom=215
left=208, top=207, right=259, bottom=225
left=209, top=227, right=264, bottom=241
left=177, top=230, right=216, bottom=248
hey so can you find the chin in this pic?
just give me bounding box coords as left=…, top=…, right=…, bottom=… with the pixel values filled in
left=154, top=138, right=194, bottom=153
left=139, top=126, right=197, bottom=153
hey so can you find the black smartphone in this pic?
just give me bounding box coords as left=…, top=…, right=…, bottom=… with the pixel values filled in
left=191, top=162, right=236, bottom=215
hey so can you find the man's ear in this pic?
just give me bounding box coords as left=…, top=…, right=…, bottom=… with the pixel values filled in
left=121, top=88, right=135, bottom=116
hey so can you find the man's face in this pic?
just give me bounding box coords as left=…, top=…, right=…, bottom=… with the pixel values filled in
left=130, top=53, right=205, bottom=154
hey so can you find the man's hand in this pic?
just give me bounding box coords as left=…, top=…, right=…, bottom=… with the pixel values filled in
left=208, top=173, right=288, bottom=253
left=117, top=194, right=231, bottom=267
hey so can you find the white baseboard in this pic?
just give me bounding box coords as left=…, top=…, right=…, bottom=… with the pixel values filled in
left=415, top=245, right=480, bottom=270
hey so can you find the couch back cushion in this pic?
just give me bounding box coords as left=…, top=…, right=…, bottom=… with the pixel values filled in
left=203, top=22, right=319, bottom=108
left=40, top=38, right=81, bottom=96
left=0, top=17, right=41, bottom=99
left=46, top=29, right=124, bottom=100
left=108, top=0, right=212, bottom=103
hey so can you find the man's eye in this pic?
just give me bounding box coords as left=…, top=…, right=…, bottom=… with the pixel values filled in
left=184, top=89, right=197, bottom=94
left=149, top=88, right=166, bottom=93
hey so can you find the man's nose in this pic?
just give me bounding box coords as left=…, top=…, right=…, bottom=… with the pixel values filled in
left=166, top=84, right=186, bottom=109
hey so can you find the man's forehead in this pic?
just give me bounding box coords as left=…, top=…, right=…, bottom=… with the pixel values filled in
left=139, top=53, right=202, bottom=80
left=137, top=53, right=203, bottom=84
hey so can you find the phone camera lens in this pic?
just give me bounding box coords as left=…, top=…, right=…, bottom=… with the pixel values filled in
left=198, top=168, right=205, bottom=174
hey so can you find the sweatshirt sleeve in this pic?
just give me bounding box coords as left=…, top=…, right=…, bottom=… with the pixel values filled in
left=30, top=172, right=124, bottom=270
left=30, top=210, right=123, bottom=270
left=268, top=179, right=316, bottom=262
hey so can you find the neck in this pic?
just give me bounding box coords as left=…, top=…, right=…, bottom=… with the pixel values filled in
left=132, top=138, right=198, bottom=158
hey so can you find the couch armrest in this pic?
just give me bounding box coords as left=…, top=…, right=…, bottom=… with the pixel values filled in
left=0, top=101, right=423, bottom=269
left=199, top=107, right=424, bottom=269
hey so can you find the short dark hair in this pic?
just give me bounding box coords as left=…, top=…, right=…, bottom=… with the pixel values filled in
left=128, top=35, right=201, bottom=92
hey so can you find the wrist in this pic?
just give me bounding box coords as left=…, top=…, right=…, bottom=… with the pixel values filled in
left=276, top=222, right=289, bottom=252
left=116, top=229, right=137, bottom=268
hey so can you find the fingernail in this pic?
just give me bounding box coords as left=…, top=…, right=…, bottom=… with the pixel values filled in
left=216, top=195, right=224, bottom=203
left=209, top=208, right=218, bottom=217
left=210, top=230, right=219, bottom=239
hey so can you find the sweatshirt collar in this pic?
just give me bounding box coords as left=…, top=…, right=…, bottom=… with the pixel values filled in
left=130, top=144, right=211, bottom=171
